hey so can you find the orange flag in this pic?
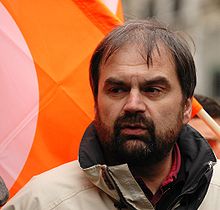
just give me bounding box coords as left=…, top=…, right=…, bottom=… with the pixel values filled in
left=0, top=0, right=122, bottom=197
left=191, top=97, right=203, bottom=118
left=192, top=97, right=220, bottom=140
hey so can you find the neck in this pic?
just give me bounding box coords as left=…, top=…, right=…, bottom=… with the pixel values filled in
left=130, top=149, right=174, bottom=194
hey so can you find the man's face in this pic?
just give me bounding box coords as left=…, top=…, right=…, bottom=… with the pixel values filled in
left=94, top=44, right=192, bottom=166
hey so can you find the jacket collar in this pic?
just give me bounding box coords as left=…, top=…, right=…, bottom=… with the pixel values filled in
left=79, top=123, right=105, bottom=169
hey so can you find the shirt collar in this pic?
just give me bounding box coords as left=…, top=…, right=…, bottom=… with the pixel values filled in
left=162, top=143, right=181, bottom=187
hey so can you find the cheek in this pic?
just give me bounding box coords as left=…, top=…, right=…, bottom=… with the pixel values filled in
left=152, top=102, right=183, bottom=131
left=97, top=98, right=122, bottom=127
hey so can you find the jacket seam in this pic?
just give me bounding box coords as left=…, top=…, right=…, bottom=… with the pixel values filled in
left=39, top=184, right=96, bottom=210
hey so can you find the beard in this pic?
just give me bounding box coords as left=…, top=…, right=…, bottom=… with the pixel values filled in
left=94, top=110, right=184, bottom=168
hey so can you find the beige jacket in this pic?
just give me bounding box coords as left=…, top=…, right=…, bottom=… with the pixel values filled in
left=2, top=160, right=220, bottom=210
left=3, top=124, right=220, bottom=209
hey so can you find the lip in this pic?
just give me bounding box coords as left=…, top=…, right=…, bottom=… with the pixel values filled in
left=120, top=123, right=147, bottom=129
left=120, top=127, right=146, bottom=135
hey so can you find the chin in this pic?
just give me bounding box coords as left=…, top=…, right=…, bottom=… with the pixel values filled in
left=121, top=139, right=147, bottom=150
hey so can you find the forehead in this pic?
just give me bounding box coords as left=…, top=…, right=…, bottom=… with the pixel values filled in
left=99, top=43, right=178, bottom=83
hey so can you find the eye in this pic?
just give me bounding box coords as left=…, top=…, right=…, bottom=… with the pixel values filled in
left=105, top=86, right=129, bottom=98
left=143, top=87, right=160, bottom=92
left=142, top=87, right=163, bottom=97
left=108, top=87, right=127, bottom=93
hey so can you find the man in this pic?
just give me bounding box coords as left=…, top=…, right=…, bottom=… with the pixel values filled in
left=3, top=19, right=220, bottom=210
left=189, top=94, right=220, bottom=158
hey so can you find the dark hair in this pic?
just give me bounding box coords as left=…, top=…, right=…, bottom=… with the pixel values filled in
left=194, top=94, right=220, bottom=118
left=89, top=19, right=196, bottom=102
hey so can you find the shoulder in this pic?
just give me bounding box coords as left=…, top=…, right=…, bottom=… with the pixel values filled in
left=25, top=160, right=93, bottom=195
left=206, top=160, right=220, bottom=196
left=199, top=160, right=220, bottom=210
left=3, top=161, right=95, bottom=210
left=29, top=160, right=92, bottom=190
left=206, top=159, right=220, bottom=194
left=210, top=159, right=220, bottom=185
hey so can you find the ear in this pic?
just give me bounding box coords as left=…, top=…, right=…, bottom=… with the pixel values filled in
left=183, top=98, right=192, bottom=124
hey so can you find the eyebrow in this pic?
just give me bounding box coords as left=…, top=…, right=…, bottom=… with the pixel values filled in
left=104, top=76, right=171, bottom=88
left=104, top=78, right=126, bottom=86
left=142, top=76, right=171, bottom=88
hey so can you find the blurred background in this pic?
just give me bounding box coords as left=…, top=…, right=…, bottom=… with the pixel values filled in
left=122, top=0, right=220, bottom=102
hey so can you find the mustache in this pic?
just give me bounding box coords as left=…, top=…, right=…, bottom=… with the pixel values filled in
left=114, top=112, right=155, bottom=132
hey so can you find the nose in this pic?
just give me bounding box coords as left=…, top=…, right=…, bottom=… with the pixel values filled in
left=123, top=90, right=146, bottom=113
